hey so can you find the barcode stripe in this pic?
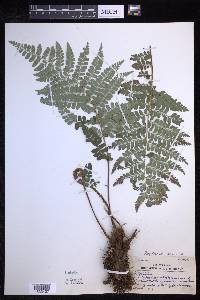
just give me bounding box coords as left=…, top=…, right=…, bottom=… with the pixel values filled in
left=29, top=283, right=56, bottom=294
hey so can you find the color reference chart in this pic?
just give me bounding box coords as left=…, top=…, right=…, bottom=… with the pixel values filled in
left=128, top=4, right=141, bottom=16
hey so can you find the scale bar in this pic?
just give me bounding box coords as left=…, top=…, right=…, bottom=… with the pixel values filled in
left=29, top=5, right=124, bottom=19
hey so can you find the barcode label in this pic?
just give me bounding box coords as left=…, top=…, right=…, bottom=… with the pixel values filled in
left=29, top=283, right=56, bottom=294
left=98, top=5, right=124, bottom=18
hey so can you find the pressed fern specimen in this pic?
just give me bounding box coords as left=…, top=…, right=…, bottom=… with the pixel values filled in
left=9, top=40, right=190, bottom=293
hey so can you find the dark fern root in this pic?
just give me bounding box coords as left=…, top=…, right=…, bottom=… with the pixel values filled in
left=103, top=226, right=137, bottom=293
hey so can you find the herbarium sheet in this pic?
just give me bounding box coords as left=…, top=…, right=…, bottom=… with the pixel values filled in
left=5, top=23, right=195, bottom=295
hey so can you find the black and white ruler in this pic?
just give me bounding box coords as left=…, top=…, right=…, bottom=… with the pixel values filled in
left=29, top=5, right=124, bottom=19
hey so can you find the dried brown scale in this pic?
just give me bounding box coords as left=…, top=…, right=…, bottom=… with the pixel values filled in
left=73, top=168, right=84, bottom=185
left=103, top=226, right=137, bottom=293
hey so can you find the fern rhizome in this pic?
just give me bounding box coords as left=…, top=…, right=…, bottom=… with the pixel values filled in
left=9, top=40, right=190, bottom=293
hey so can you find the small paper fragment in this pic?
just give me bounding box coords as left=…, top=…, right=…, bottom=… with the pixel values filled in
left=132, top=256, right=196, bottom=294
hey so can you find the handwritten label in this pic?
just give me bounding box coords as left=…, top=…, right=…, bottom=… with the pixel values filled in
left=144, top=250, right=184, bottom=256
left=64, top=270, right=84, bottom=286
left=132, top=256, right=196, bottom=294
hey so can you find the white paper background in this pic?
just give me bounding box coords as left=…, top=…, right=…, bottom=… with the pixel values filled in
left=5, top=23, right=194, bottom=294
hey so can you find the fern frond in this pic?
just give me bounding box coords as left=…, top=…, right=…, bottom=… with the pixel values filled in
left=73, top=163, right=99, bottom=188
left=63, top=42, right=75, bottom=76
left=80, top=43, right=104, bottom=91
left=114, top=47, right=190, bottom=211
left=72, top=42, right=89, bottom=82
left=10, top=41, right=130, bottom=162
left=10, top=41, right=191, bottom=212
left=55, top=41, right=64, bottom=70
